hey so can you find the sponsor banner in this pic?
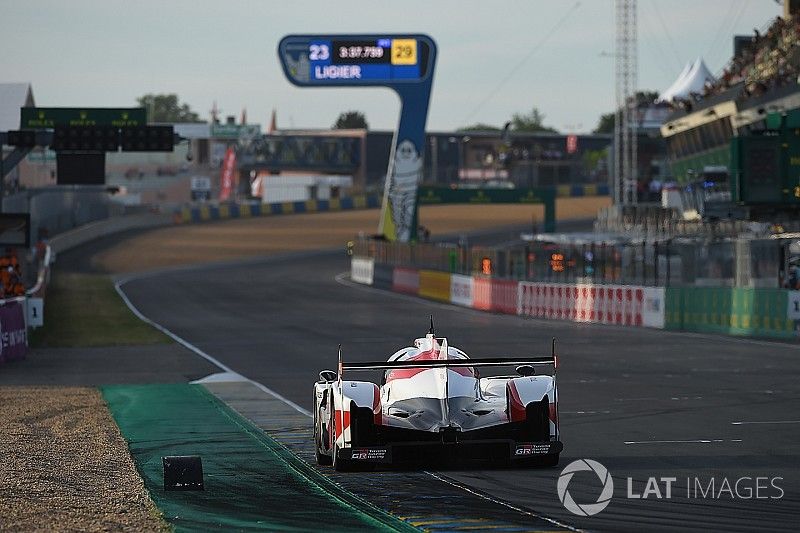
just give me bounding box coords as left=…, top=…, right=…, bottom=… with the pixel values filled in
left=472, top=277, right=492, bottom=311
left=419, top=270, right=451, bottom=302
left=0, top=301, right=28, bottom=363
left=642, top=287, right=665, bottom=329
left=350, top=257, right=374, bottom=285
left=450, top=274, right=473, bottom=307
left=349, top=447, right=392, bottom=463
left=393, top=267, right=420, bottom=294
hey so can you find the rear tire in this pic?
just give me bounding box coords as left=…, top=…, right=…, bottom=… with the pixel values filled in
left=332, top=442, right=355, bottom=472
left=313, top=397, right=332, bottom=466
left=540, top=453, right=559, bottom=467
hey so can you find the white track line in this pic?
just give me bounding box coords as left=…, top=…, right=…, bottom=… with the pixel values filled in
left=423, top=471, right=583, bottom=532
left=732, top=420, right=800, bottom=425
left=114, top=279, right=312, bottom=417
left=624, top=439, right=743, bottom=445
left=115, top=274, right=579, bottom=531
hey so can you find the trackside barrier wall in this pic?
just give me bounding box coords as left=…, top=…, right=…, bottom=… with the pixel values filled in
left=472, top=278, right=492, bottom=311
left=350, top=257, right=374, bottom=285
left=419, top=270, right=451, bottom=302
left=450, top=274, right=473, bottom=307
left=393, top=267, right=420, bottom=294
left=349, top=263, right=797, bottom=339
left=491, top=279, right=519, bottom=314
left=517, top=282, right=663, bottom=328
left=665, top=287, right=797, bottom=338
left=372, top=263, right=395, bottom=290
left=176, top=195, right=381, bottom=224
left=48, top=212, right=172, bottom=255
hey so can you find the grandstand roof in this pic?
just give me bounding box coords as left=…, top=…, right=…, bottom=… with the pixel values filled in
left=0, top=83, right=35, bottom=131
left=657, top=58, right=714, bottom=102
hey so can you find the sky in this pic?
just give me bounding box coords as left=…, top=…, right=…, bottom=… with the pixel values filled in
left=0, top=0, right=783, bottom=133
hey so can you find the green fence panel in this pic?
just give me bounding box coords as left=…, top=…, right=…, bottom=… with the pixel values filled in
left=666, top=286, right=794, bottom=339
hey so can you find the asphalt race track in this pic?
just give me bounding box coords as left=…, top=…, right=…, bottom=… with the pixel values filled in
left=113, top=246, right=800, bottom=532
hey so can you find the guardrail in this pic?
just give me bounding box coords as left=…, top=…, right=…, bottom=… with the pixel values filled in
left=175, top=195, right=381, bottom=224
left=350, top=257, right=800, bottom=340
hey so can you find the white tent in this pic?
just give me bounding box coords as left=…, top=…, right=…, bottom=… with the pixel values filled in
left=657, top=58, right=715, bottom=102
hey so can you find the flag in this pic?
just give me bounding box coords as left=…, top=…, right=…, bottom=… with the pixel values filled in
left=219, top=147, right=236, bottom=201
left=268, top=108, right=277, bottom=134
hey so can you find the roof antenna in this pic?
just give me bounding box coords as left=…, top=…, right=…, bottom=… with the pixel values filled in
left=428, top=315, right=435, bottom=335
left=337, top=344, right=343, bottom=380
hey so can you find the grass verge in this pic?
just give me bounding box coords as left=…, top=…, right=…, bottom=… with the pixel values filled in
left=29, top=270, right=170, bottom=348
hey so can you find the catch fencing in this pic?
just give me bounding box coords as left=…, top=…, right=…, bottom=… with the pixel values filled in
left=353, top=236, right=788, bottom=289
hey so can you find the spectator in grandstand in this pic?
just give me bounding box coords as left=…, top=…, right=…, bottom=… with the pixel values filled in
left=674, top=14, right=800, bottom=108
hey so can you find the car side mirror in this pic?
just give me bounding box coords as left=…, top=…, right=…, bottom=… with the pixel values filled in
left=319, top=370, right=337, bottom=382
left=515, top=364, right=535, bottom=377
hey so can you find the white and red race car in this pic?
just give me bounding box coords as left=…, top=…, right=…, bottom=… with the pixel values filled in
left=313, top=322, right=562, bottom=470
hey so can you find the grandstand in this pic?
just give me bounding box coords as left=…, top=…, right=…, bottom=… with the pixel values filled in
left=661, top=4, right=800, bottom=184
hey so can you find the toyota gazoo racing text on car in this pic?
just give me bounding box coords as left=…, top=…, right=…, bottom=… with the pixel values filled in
left=313, top=321, right=562, bottom=470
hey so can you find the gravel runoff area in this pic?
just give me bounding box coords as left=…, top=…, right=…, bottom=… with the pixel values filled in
left=0, top=198, right=607, bottom=531
left=0, top=387, right=167, bottom=532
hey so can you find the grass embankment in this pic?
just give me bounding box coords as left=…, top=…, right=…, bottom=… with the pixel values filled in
left=29, top=271, right=169, bottom=348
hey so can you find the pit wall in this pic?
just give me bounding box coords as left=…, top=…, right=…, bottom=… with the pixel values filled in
left=351, top=257, right=800, bottom=340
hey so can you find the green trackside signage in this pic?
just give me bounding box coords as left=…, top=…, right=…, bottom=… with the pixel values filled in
left=210, top=124, right=261, bottom=139
left=415, top=186, right=556, bottom=233
left=20, top=107, right=147, bottom=128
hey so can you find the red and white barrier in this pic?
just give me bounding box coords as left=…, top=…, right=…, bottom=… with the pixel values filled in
left=518, top=282, right=661, bottom=328
left=491, top=279, right=518, bottom=314
left=393, top=267, right=420, bottom=294
left=472, top=278, right=492, bottom=311
left=352, top=261, right=665, bottom=330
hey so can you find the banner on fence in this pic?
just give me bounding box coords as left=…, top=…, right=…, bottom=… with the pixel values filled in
left=393, top=267, right=420, bottom=294
left=0, top=301, right=28, bottom=363
left=351, top=257, right=375, bottom=285
left=419, top=270, right=451, bottom=302
left=450, top=274, right=473, bottom=307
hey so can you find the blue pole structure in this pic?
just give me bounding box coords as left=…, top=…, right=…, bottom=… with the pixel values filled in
left=278, top=34, right=437, bottom=242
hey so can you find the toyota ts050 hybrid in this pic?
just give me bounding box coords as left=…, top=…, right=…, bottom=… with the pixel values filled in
left=313, top=320, right=562, bottom=470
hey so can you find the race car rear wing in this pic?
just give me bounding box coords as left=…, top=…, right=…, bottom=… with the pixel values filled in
left=341, top=356, right=556, bottom=371
left=338, top=338, right=558, bottom=374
